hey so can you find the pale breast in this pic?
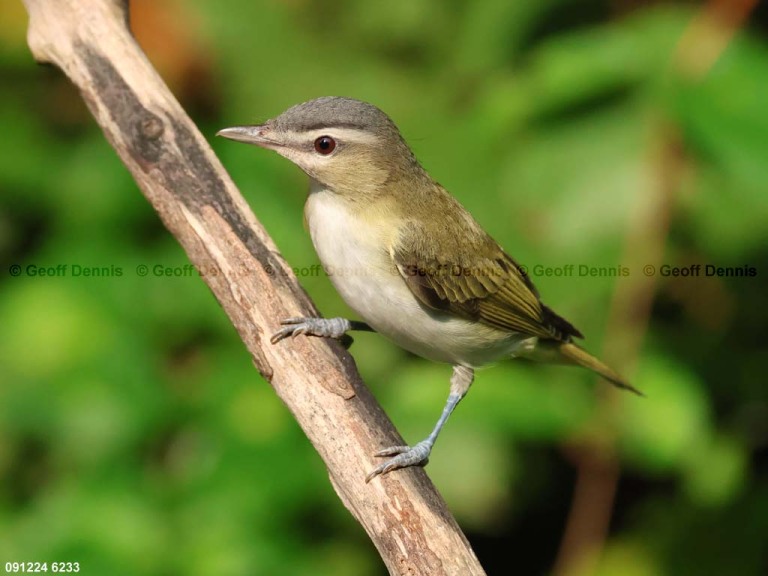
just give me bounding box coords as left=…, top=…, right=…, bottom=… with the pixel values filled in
left=303, top=184, right=524, bottom=367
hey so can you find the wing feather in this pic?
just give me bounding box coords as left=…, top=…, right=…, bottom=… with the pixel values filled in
left=392, top=217, right=582, bottom=342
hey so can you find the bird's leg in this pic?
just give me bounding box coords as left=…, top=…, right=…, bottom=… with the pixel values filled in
left=366, top=365, right=474, bottom=482
left=271, top=317, right=373, bottom=345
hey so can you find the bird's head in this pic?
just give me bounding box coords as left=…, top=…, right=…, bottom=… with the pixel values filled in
left=218, top=97, right=424, bottom=198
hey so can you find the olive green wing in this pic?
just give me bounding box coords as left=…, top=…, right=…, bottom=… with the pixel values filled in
left=391, top=221, right=582, bottom=342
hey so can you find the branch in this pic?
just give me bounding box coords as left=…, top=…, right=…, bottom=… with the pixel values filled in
left=20, top=1, right=485, bottom=574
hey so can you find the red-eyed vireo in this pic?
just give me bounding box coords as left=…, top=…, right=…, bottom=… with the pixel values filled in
left=218, top=97, right=640, bottom=482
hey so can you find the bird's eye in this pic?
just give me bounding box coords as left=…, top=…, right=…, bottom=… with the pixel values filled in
left=314, top=136, right=336, bottom=155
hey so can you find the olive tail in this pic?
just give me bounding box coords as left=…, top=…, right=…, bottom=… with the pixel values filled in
left=558, top=342, right=644, bottom=396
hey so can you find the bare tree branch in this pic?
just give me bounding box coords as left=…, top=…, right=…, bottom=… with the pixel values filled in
left=20, top=1, right=485, bottom=574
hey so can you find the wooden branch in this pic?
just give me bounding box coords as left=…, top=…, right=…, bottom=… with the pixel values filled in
left=20, top=1, right=485, bottom=574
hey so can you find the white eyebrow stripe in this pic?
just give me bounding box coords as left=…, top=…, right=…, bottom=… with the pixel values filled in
left=283, top=128, right=380, bottom=146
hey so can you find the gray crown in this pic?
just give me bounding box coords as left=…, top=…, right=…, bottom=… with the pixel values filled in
left=271, top=97, right=399, bottom=135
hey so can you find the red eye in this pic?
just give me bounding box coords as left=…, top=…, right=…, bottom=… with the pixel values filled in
left=314, top=136, right=336, bottom=154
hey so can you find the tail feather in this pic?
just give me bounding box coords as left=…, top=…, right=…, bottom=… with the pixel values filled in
left=558, top=342, right=643, bottom=396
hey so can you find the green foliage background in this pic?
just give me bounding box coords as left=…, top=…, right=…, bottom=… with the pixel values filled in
left=1, top=1, right=767, bottom=575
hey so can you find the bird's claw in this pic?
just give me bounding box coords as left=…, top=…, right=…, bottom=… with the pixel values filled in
left=365, top=441, right=432, bottom=483
left=270, top=317, right=355, bottom=345
left=270, top=317, right=311, bottom=344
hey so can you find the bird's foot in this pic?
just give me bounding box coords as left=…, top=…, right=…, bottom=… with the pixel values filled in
left=365, top=440, right=433, bottom=483
left=271, top=317, right=352, bottom=344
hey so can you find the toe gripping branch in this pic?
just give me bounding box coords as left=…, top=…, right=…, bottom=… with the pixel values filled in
left=366, top=365, right=474, bottom=482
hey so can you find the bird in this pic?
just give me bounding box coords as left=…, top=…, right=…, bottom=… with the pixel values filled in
left=218, top=96, right=640, bottom=482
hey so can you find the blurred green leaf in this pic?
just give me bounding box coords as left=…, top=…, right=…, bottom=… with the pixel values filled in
left=618, top=353, right=709, bottom=472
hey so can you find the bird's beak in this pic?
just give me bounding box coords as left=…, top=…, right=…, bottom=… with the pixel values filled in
left=216, top=125, right=281, bottom=149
